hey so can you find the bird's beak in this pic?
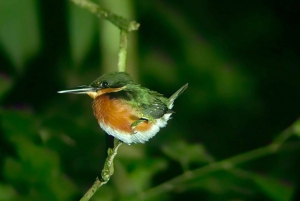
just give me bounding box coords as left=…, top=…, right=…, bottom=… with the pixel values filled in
left=57, top=85, right=98, bottom=94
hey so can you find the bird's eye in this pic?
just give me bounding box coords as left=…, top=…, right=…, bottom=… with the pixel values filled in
left=101, top=81, right=109, bottom=88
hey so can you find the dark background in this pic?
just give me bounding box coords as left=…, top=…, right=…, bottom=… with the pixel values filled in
left=0, top=0, right=300, bottom=200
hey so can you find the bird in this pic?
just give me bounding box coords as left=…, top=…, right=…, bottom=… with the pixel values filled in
left=58, top=72, right=188, bottom=144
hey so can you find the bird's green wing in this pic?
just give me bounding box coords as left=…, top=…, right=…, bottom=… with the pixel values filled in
left=140, top=98, right=169, bottom=120
left=123, top=85, right=170, bottom=121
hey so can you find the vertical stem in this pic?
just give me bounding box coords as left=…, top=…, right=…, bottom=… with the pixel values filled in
left=70, top=0, right=139, bottom=31
left=70, top=1, right=139, bottom=200
left=79, top=178, right=102, bottom=201
left=79, top=140, right=123, bottom=201
left=118, top=30, right=128, bottom=72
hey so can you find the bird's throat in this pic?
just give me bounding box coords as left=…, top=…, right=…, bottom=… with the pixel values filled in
left=87, top=86, right=126, bottom=99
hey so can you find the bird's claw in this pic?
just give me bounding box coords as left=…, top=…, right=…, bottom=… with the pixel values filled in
left=131, top=119, right=147, bottom=134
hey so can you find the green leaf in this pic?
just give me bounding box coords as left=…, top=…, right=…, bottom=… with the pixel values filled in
left=129, top=158, right=167, bottom=192
left=2, top=157, right=23, bottom=183
left=1, top=110, right=77, bottom=201
left=0, top=183, right=16, bottom=200
left=0, top=74, right=13, bottom=101
left=293, top=119, right=300, bottom=137
left=0, top=109, right=37, bottom=140
left=162, top=141, right=214, bottom=171
left=68, top=2, right=97, bottom=67
left=0, top=0, right=40, bottom=71
left=252, top=174, right=293, bottom=201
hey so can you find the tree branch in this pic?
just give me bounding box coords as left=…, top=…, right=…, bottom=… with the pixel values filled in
left=118, top=30, right=128, bottom=72
left=70, top=0, right=140, bottom=32
left=71, top=1, right=139, bottom=200
left=138, top=120, right=298, bottom=200
left=71, top=0, right=138, bottom=78
left=79, top=139, right=122, bottom=201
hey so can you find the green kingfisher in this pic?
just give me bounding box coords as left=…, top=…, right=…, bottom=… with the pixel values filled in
left=58, top=72, right=188, bottom=144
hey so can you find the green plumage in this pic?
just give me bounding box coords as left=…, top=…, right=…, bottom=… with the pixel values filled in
left=89, top=72, right=187, bottom=121
left=90, top=72, right=135, bottom=88
left=125, top=84, right=169, bottom=120
left=58, top=72, right=188, bottom=144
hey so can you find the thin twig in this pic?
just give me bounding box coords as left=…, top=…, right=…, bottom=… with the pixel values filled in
left=70, top=0, right=140, bottom=31
left=118, top=30, right=128, bottom=72
left=101, top=139, right=123, bottom=182
left=71, top=0, right=138, bottom=200
left=80, top=139, right=122, bottom=201
left=138, top=121, right=298, bottom=200
left=79, top=177, right=102, bottom=201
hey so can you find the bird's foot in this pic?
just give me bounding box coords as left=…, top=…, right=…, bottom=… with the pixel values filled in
left=131, top=119, right=148, bottom=133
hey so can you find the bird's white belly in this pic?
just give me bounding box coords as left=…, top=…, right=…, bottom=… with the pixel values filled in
left=99, top=113, right=172, bottom=144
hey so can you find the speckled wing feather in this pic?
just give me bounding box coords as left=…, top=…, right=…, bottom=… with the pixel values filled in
left=140, top=97, right=169, bottom=119
left=123, top=84, right=187, bottom=121
left=126, top=86, right=169, bottom=120
left=141, top=84, right=188, bottom=118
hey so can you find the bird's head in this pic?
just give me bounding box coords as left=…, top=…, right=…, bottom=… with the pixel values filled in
left=58, top=72, right=135, bottom=99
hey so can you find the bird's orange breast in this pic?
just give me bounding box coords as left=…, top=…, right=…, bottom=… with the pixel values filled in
left=93, top=94, right=152, bottom=134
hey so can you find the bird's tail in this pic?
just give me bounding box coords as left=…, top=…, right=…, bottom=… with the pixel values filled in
left=168, top=83, right=188, bottom=109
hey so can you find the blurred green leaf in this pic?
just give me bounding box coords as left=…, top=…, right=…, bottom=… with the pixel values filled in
left=1, top=110, right=77, bottom=201
left=9, top=137, right=60, bottom=178
left=112, top=161, right=136, bottom=196
left=142, top=51, right=179, bottom=86
left=183, top=173, right=236, bottom=195
left=2, top=157, right=22, bottom=183
left=162, top=141, right=214, bottom=171
left=252, top=174, right=293, bottom=201
left=111, top=157, right=168, bottom=197
left=117, top=144, right=145, bottom=160
left=293, top=119, right=300, bottom=137
left=3, top=138, right=77, bottom=201
left=0, top=110, right=37, bottom=140
left=48, top=174, right=78, bottom=201
left=0, top=0, right=40, bottom=71
left=0, top=74, right=13, bottom=101
left=68, top=2, right=97, bottom=67
left=129, top=158, right=167, bottom=192
left=0, top=183, right=16, bottom=200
